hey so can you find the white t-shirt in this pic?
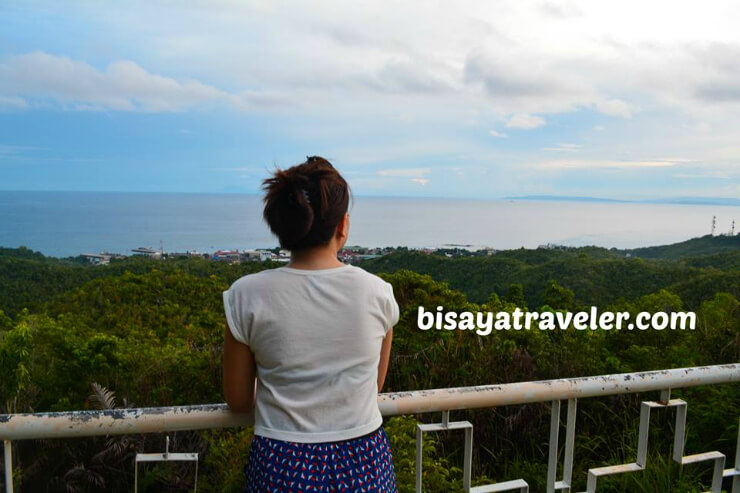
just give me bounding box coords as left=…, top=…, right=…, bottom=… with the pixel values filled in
left=222, top=263, right=400, bottom=443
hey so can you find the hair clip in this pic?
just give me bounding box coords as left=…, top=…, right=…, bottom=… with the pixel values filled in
left=306, top=155, right=333, bottom=168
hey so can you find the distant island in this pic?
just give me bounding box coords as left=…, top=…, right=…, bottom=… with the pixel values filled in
left=506, top=195, right=740, bottom=206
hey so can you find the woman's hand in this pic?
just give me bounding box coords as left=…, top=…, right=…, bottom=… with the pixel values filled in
left=223, top=325, right=257, bottom=413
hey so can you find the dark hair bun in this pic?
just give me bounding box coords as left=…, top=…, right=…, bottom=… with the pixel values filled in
left=262, top=156, right=350, bottom=251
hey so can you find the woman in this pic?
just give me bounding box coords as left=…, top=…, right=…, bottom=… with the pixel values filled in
left=222, top=156, right=399, bottom=492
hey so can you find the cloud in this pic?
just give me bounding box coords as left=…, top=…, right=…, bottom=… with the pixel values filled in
left=595, top=99, right=637, bottom=118
left=379, top=167, right=432, bottom=186
left=543, top=143, right=582, bottom=152
left=2, top=2, right=740, bottom=200
left=506, top=114, right=546, bottom=129
left=537, top=1, right=583, bottom=18
left=672, top=172, right=732, bottom=179
left=695, top=82, right=740, bottom=102
left=532, top=159, right=680, bottom=170
left=2, top=4, right=738, bottom=125
left=0, top=95, right=28, bottom=109
left=371, top=58, right=455, bottom=94
left=0, top=144, right=39, bottom=153
left=687, top=43, right=740, bottom=104
left=0, top=51, right=282, bottom=112
left=488, top=129, right=508, bottom=138
left=211, top=166, right=264, bottom=172
left=462, top=45, right=598, bottom=116
left=378, top=167, right=432, bottom=177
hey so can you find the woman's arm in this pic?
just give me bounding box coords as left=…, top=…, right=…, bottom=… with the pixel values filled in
left=377, top=328, right=393, bottom=392
left=223, top=325, right=257, bottom=413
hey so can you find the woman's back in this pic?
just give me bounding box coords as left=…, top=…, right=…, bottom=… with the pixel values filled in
left=224, top=263, right=399, bottom=443
left=222, top=155, right=399, bottom=491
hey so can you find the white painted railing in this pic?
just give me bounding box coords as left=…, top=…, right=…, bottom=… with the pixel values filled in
left=1, top=364, right=739, bottom=492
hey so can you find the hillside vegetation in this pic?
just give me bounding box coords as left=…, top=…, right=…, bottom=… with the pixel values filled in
left=623, top=234, right=740, bottom=260
left=0, top=237, right=737, bottom=492
left=360, top=236, right=740, bottom=309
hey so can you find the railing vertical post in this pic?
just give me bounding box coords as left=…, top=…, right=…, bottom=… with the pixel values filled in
left=711, top=456, right=725, bottom=493
left=562, top=398, right=578, bottom=491
left=660, top=388, right=671, bottom=404
left=3, top=440, right=12, bottom=493
left=636, top=402, right=651, bottom=467
left=733, top=419, right=740, bottom=493
left=463, top=426, right=472, bottom=492
left=547, top=400, right=561, bottom=493
left=416, top=425, right=423, bottom=493
left=673, top=401, right=687, bottom=462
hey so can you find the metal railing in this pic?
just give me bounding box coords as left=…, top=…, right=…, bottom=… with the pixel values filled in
left=1, top=364, right=739, bottom=492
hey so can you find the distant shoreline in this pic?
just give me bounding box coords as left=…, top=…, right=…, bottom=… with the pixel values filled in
left=3, top=233, right=738, bottom=263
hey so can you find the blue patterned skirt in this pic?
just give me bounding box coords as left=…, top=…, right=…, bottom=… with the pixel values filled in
left=243, top=426, right=397, bottom=492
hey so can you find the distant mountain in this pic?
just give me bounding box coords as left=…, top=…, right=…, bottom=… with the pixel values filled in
left=506, top=195, right=740, bottom=206
left=658, top=197, right=740, bottom=206
left=505, top=195, right=627, bottom=203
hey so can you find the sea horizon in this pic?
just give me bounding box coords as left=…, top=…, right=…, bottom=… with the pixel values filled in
left=1, top=190, right=737, bottom=258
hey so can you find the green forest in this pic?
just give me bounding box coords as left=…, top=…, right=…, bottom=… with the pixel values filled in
left=0, top=235, right=738, bottom=492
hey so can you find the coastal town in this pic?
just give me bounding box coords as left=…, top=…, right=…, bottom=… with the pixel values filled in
left=77, top=229, right=739, bottom=266
left=81, top=245, right=391, bottom=266
left=79, top=244, right=500, bottom=266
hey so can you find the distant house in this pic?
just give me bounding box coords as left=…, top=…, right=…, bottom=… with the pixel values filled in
left=213, top=250, right=240, bottom=262
left=131, top=247, right=162, bottom=259
left=339, top=251, right=359, bottom=263
left=266, top=250, right=289, bottom=262
left=81, top=253, right=111, bottom=265
left=260, top=250, right=273, bottom=262
left=239, top=250, right=259, bottom=262
left=249, top=249, right=276, bottom=262
left=169, top=251, right=204, bottom=259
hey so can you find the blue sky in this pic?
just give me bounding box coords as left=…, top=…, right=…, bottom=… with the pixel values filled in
left=0, top=1, right=738, bottom=199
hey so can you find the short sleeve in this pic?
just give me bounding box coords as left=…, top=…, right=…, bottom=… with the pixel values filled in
left=383, top=282, right=400, bottom=332
left=223, top=286, right=250, bottom=346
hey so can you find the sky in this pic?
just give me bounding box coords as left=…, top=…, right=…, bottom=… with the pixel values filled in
left=0, top=1, right=739, bottom=200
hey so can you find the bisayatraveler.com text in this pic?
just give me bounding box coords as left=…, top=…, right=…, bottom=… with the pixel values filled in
left=417, top=306, right=696, bottom=336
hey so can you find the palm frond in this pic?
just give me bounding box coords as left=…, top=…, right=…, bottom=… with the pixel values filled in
left=87, top=382, right=117, bottom=410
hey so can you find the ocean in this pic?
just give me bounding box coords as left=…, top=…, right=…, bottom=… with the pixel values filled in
left=0, top=191, right=737, bottom=258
